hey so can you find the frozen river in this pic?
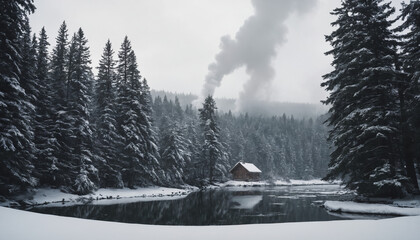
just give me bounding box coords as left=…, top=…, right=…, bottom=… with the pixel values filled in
left=28, top=184, right=391, bottom=225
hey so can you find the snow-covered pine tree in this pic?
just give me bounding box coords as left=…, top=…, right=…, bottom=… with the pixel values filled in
left=18, top=20, right=38, bottom=173
left=19, top=20, right=39, bottom=108
left=199, top=96, right=227, bottom=183
left=183, top=120, right=201, bottom=184
left=173, top=96, right=184, bottom=121
left=66, top=28, right=97, bottom=194
left=116, top=36, right=160, bottom=188
left=159, top=117, right=189, bottom=185
left=139, top=78, right=161, bottom=177
left=93, top=40, right=123, bottom=188
left=49, top=21, right=74, bottom=187
left=33, top=27, right=59, bottom=185
left=153, top=95, right=163, bottom=120
left=0, top=0, right=37, bottom=195
left=322, top=0, right=410, bottom=197
left=397, top=0, right=420, bottom=188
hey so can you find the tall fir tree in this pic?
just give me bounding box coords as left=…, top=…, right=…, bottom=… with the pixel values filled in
left=18, top=20, right=38, bottom=173
left=49, top=21, right=73, bottom=187
left=0, top=0, right=37, bottom=195
left=159, top=117, right=188, bottom=185
left=199, top=96, right=227, bottom=183
left=93, top=40, right=123, bottom=188
left=397, top=1, right=420, bottom=186
left=322, top=0, right=411, bottom=197
left=140, top=78, right=161, bottom=179
left=66, top=28, right=97, bottom=194
left=33, top=27, right=58, bottom=185
left=116, top=36, right=160, bottom=188
left=19, top=20, right=39, bottom=106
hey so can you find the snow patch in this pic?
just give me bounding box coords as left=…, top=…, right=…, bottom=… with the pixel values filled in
left=1, top=186, right=196, bottom=207
left=324, top=201, right=420, bottom=216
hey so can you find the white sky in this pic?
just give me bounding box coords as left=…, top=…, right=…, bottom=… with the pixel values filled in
left=29, top=0, right=405, bottom=104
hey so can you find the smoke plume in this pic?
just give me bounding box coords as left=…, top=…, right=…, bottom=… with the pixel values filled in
left=200, top=0, right=317, bottom=111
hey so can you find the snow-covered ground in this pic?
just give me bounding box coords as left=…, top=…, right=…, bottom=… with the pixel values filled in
left=1, top=206, right=420, bottom=240
left=0, top=180, right=339, bottom=207
left=0, top=186, right=196, bottom=207
left=324, top=200, right=420, bottom=216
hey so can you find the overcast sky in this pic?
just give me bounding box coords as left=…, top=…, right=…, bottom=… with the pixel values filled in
left=29, top=0, right=405, bottom=104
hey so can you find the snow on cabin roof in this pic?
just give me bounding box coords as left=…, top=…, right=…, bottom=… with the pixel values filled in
left=230, top=162, right=262, bottom=173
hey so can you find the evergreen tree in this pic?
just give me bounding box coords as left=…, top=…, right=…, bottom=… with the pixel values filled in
left=322, top=0, right=410, bottom=197
left=397, top=0, right=420, bottom=186
left=93, top=40, right=123, bottom=188
left=199, top=96, right=227, bottom=183
left=49, top=21, right=73, bottom=187
left=140, top=78, right=160, bottom=170
left=184, top=120, right=201, bottom=183
left=0, top=0, right=37, bottom=195
left=66, top=28, right=96, bottom=194
left=33, top=27, right=58, bottom=185
left=116, top=36, right=160, bottom=187
left=159, top=117, right=189, bottom=185
left=51, top=21, right=69, bottom=100
left=153, top=95, right=163, bottom=120
left=19, top=20, right=39, bottom=106
left=173, top=96, right=184, bottom=121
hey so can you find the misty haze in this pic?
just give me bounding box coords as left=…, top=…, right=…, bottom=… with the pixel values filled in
left=1, top=0, right=420, bottom=240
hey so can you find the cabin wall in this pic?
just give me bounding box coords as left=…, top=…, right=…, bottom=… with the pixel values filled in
left=231, top=165, right=260, bottom=181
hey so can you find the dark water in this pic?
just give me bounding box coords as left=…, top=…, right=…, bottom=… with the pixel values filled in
left=28, top=185, right=381, bottom=225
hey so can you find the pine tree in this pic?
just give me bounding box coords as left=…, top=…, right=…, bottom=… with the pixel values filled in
left=153, top=95, right=163, bottom=120
left=0, top=0, right=37, bottom=195
left=49, top=21, right=73, bottom=187
left=322, top=0, right=410, bottom=197
left=20, top=20, right=39, bottom=106
left=116, top=36, right=160, bottom=188
left=397, top=0, right=420, bottom=188
left=199, top=96, right=227, bottom=183
left=66, top=28, right=97, bottom=194
left=159, top=117, right=188, bottom=185
left=33, top=27, right=59, bottom=185
left=18, top=20, right=38, bottom=171
left=184, top=120, right=201, bottom=183
left=140, top=78, right=160, bottom=172
left=173, top=96, right=184, bottom=121
left=93, top=40, right=123, bottom=188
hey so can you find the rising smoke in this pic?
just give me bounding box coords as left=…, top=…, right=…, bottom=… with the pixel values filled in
left=199, top=0, right=317, bottom=112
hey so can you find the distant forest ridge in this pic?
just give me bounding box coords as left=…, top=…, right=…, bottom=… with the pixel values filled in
left=151, top=90, right=328, bottom=119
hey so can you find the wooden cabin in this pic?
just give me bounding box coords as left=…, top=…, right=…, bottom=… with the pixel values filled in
left=229, top=162, right=262, bottom=181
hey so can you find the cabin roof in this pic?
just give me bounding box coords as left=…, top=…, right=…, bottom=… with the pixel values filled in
left=230, top=162, right=262, bottom=173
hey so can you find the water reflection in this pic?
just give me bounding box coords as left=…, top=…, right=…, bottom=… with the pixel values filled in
left=28, top=185, right=383, bottom=225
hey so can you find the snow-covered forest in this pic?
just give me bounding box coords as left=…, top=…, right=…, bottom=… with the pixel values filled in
left=1, top=0, right=420, bottom=201
left=0, top=0, right=330, bottom=197
left=2, top=1, right=420, bottom=239
left=152, top=95, right=330, bottom=183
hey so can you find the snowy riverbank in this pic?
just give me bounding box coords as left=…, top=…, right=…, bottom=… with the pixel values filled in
left=0, top=186, right=196, bottom=207
left=324, top=200, right=420, bottom=216
left=0, top=179, right=339, bottom=207
left=1, top=206, right=420, bottom=240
